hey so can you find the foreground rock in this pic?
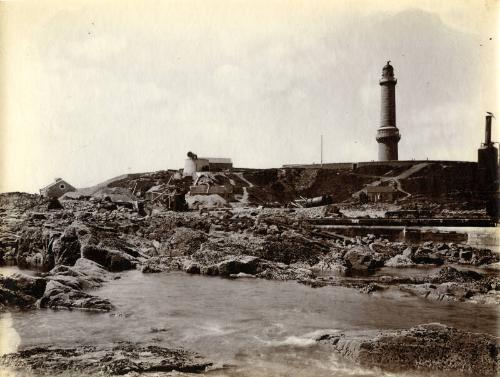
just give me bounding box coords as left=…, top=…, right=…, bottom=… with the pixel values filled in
left=0, top=258, right=113, bottom=312
left=81, top=244, right=137, bottom=272
left=39, top=258, right=113, bottom=311
left=0, top=342, right=212, bottom=376
left=317, top=323, right=498, bottom=376
left=0, top=273, right=47, bottom=310
left=38, top=279, right=113, bottom=312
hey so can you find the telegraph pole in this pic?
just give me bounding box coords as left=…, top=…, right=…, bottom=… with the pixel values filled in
left=320, top=134, right=323, bottom=167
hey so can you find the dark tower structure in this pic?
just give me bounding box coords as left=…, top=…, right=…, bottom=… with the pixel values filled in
left=478, top=113, right=498, bottom=188
left=376, top=61, right=401, bottom=161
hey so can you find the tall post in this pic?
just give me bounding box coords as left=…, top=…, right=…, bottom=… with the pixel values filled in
left=320, top=134, right=323, bottom=167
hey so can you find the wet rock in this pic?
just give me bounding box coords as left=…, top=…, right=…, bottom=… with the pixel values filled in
left=99, top=237, right=142, bottom=258
left=139, top=256, right=184, bottom=273
left=435, top=282, right=475, bottom=300
left=47, top=258, right=110, bottom=289
left=312, top=248, right=347, bottom=272
left=217, top=255, right=261, bottom=276
left=200, top=264, right=219, bottom=276
left=460, top=250, right=473, bottom=262
left=81, top=245, right=136, bottom=271
left=430, top=266, right=483, bottom=284
left=412, top=247, right=444, bottom=265
left=256, top=262, right=314, bottom=281
left=344, top=246, right=383, bottom=271
left=0, top=286, right=36, bottom=310
left=0, top=342, right=212, bottom=375
left=0, top=273, right=47, bottom=309
left=38, top=280, right=113, bottom=312
left=183, top=261, right=201, bottom=274
left=52, top=226, right=81, bottom=267
left=399, top=277, right=498, bottom=304
left=384, top=250, right=415, bottom=267
left=359, top=283, right=385, bottom=294
left=463, top=248, right=499, bottom=266
left=317, top=323, right=498, bottom=376
left=140, top=264, right=164, bottom=273
left=0, top=273, right=47, bottom=298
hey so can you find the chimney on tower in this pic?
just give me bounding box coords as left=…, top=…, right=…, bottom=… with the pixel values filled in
left=478, top=112, right=498, bottom=189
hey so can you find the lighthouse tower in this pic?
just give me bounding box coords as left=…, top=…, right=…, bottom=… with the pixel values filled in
left=376, top=61, right=401, bottom=161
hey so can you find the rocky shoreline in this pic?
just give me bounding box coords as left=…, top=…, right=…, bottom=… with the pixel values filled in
left=1, top=192, right=499, bottom=375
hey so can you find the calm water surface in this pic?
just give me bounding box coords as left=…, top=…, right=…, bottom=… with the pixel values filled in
left=0, top=268, right=498, bottom=377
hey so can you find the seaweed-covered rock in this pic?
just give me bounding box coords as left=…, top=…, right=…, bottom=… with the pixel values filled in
left=258, top=232, right=327, bottom=265
left=168, top=227, right=208, bottom=256
left=430, top=266, right=484, bottom=284
left=0, top=343, right=212, bottom=375
left=317, top=323, right=498, bottom=376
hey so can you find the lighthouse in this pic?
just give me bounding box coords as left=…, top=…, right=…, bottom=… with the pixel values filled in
left=376, top=61, right=401, bottom=161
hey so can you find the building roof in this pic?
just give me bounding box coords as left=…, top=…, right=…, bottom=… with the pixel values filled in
left=40, top=178, right=75, bottom=191
left=364, top=185, right=397, bottom=193
left=200, top=157, right=232, bottom=164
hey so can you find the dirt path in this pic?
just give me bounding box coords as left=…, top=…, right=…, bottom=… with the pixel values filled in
left=353, top=163, right=429, bottom=199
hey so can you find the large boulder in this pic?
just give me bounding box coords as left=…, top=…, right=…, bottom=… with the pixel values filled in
left=38, top=280, right=113, bottom=312
left=217, top=255, right=261, bottom=276
left=52, top=227, right=81, bottom=267
left=183, top=260, right=201, bottom=274
left=412, top=247, right=444, bottom=265
left=0, top=273, right=46, bottom=298
left=344, top=246, right=383, bottom=271
left=317, top=323, right=498, bottom=376
left=384, top=247, right=416, bottom=267
left=81, top=245, right=136, bottom=271
left=312, top=248, right=348, bottom=273
left=0, top=273, right=47, bottom=309
left=191, top=233, right=264, bottom=267
left=47, top=258, right=110, bottom=289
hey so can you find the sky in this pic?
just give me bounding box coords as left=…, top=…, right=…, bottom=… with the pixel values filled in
left=0, top=0, right=498, bottom=193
